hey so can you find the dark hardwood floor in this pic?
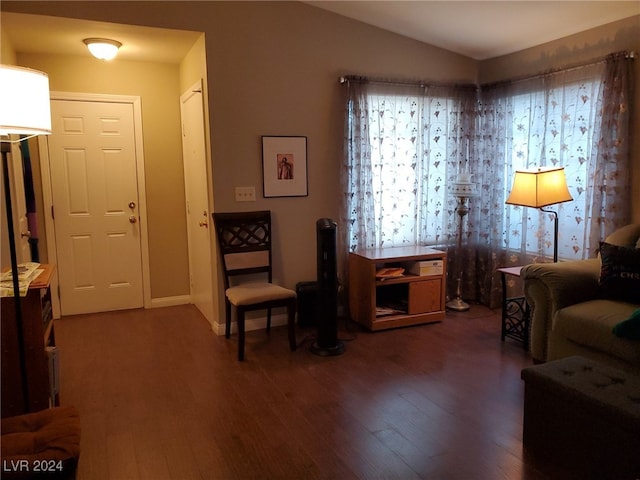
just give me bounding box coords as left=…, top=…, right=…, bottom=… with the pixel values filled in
left=55, top=304, right=568, bottom=480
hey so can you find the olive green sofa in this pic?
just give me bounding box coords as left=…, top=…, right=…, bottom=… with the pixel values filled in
left=521, top=224, right=640, bottom=375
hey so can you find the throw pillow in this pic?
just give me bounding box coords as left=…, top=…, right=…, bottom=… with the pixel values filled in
left=598, top=242, right=640, bottom=304
left=612, top=309, right=640, bottom=340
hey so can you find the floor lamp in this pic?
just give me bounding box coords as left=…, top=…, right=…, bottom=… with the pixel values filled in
left=446, top=172, right=477, bottom=311
left=1, top=64, right=52, bottom=413
left=506, top=167, right=573, bottom=262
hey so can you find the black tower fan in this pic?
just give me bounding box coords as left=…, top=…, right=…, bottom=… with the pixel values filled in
left=311, top=218, right=345, bottom=356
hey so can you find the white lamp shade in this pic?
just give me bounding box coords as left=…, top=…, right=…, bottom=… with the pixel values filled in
left=451, top=172, right=478, bottom=197
left=506, top=167, right=573, bottom=208
left=84, top=38, right=121, bottom=61
left=0, top=65, right=52, bottom=136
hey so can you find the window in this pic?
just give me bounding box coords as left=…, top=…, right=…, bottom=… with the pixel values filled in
left=345, top=85, right=467, bottom=251
left=345, top=53, right=630, bottom=277
left=502, top=77, right=603, bottom=259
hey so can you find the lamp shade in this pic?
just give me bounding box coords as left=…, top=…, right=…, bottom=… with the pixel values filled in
left=506, top=167, right=573, bottom=208
left=0, top=65, right=52, bottom=136
left=83, top=38, right=121, bottom=61
left=451, top=172, right=478, bottom=197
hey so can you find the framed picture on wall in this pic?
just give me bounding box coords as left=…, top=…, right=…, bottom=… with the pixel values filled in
left=261, top=136, right=308, bottom=197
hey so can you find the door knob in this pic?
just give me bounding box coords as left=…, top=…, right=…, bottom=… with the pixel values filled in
left=129, top=215, right=137, bottom=224
left=199, top=219, right=208, bottom=228
left=20, top=230, right=31, bottom=238
left=129, top=201, right=136, bottom=209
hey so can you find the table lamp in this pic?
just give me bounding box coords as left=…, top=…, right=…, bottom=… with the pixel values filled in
left=506, top=167, right=573, bottom=262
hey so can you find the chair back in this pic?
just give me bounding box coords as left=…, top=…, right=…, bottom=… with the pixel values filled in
left=213, top=210, right=273, bottom=289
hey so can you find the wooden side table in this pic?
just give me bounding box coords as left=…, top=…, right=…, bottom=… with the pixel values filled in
left=1, top=264, right=57, bottom=417
left=349, top=246, right=446, bottom=331
left=497, top=266, right=530, bottom=350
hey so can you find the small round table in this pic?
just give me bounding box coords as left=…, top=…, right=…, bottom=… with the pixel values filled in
left=497, top=266, right=530, bottom=350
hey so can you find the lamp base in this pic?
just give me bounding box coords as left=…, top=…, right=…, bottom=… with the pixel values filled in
left=446, top=296, right=470, bottom=312
left=446, top=277, right=470, bottom=311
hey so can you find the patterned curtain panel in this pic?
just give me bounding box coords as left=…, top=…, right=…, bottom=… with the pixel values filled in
left=588, top=53, right=632, bottom=246
left=342, top=52, right=632, bottom=308
left=474, top=52, right=632, bottom=306
left=341, top=79, right=476, bottom=253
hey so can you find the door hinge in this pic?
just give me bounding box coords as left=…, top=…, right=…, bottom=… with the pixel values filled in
left=51, top=205, right=55, bottom=220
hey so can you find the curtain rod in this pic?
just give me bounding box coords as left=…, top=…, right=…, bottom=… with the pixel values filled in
left=480, top=50, right=634, bottom=89
left=340, top=50, right=634, bottom=89
left=339, top=76, right=426, bottom=87
left=339, top=75, right=476, bottom=90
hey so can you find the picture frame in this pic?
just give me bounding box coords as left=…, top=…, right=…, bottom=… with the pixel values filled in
left=261, top=136, right=308, bottom=197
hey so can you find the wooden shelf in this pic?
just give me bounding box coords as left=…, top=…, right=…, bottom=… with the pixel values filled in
left=375, top=273, right=441, bottom=286
left=349, top=247, right=447, bottom=331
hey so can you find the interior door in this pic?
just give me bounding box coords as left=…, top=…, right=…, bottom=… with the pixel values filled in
left=8, top=141, right=31, bottom=264
left=1, top=140, right=30, bottom=276
left=180, top=81, right=214, bottom=325
left=47, top=99, right=143, bottom=315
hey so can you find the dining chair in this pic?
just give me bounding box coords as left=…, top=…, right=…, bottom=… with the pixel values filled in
left=212, top=210, right=297, bottom=360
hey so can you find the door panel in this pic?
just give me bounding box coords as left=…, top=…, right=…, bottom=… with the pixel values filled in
left=6, top=142, right=31, bottom=264
left=48, top=99, right=143, bottom=315
left=181, top=81, right=214, bottom=325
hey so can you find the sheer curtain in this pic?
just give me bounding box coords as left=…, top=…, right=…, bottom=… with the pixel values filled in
left=471, top=52, right=633, bottom=306
left=342, top=53, right=633, bottom=308
left=341, top=78, right=476, bottom=253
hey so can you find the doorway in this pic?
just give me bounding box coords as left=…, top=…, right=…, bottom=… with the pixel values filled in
left=40, top=93, right=151, bottom=317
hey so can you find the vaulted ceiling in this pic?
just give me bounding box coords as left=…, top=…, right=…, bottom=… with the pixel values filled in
left=305, top=1, right=639, bottom=60
left=2, top=2, right=639, bottom=64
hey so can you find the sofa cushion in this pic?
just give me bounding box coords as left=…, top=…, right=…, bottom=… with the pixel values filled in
left=598, top=242, right=640, bottom=303
left=613, top=309, right=640, bottom=340
left=555, top=300, right=640, bottom=366
left=604, top=223, right=640, bottom=248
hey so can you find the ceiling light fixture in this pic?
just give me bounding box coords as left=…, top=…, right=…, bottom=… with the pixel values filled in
left=83, top=38, right=122, bottom=61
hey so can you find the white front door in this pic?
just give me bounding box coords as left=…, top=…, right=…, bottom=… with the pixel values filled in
left=47, top=99, right=143, bottom=315
left=180, top=81, right=214, bottom=325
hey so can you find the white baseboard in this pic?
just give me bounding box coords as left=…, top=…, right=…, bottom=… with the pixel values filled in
left=150, top=295, right=191, bottom=309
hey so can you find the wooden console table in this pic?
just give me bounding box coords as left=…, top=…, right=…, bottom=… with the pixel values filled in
left=349, top=246, right=446, bottom=331
left=1, top=264, right=57, bottom=417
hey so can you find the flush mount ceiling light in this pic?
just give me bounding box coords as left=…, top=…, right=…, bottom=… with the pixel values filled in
left=83, top=38, right=122, bottom=61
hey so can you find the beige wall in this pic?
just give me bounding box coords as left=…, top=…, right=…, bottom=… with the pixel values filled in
left=1, top=1, right=476, bottom=315
left=2, top=2, right=637, bottom=319
left=15, top=53, right=191, bottom=299
left=1, top=25, right=17, bottom=64
left=480, top=15, right=640, bottom=222
left=201, top=1, right=476, bottom=296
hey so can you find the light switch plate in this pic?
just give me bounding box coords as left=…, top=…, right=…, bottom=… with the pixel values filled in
left=235, top=186, right=256, bottom=202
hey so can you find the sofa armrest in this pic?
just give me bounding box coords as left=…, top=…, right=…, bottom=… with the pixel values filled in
left=521, top=259, right=600, bottom=362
